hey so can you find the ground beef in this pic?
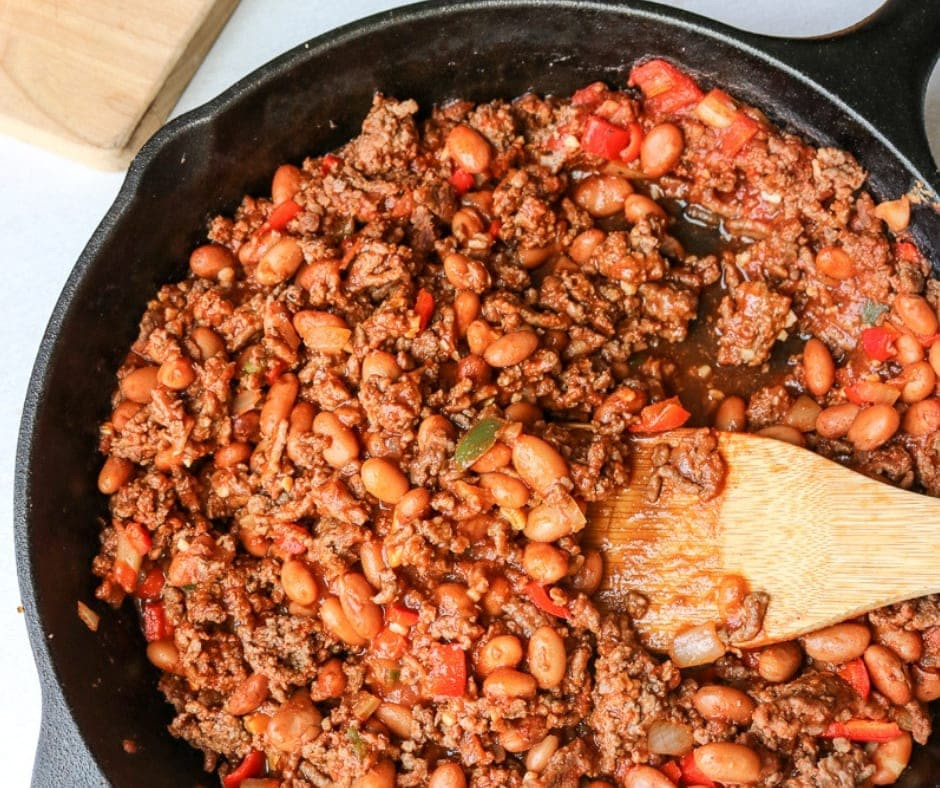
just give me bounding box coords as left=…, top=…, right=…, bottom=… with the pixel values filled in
left=91, top=60, right=937, bottom=787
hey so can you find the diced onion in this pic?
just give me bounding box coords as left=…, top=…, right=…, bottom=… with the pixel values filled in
left=670, top=622, right=725, bottom=668
left=232, top=388, right=261, bottom=416
left=647, top=718, right=693, bottom=756
left=77, top=600, right=100, bottom=632
left=352, top=692, right=381, bottom=721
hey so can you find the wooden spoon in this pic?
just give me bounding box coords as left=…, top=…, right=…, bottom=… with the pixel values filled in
left=584, top=429, right=940, bottom=652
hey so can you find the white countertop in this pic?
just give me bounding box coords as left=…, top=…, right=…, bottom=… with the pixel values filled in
left=1, top=0, right=934, bottom=784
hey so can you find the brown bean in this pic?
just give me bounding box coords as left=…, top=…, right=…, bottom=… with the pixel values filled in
left=895, top=293, right=938, bottom=336
left=311, top=657, right=347, bottom=700
left=146, top=639, right=182, bottom=674
left=896, top=332, right=925, bottom=365
left=469, top=441, right=512, bottom=472
left=191, top=326, right=226, bottom=360
left=621, top=766, right=675, bottom=788
left=446, top=124, right=492, bottom=174
left=394, top=487, right=431, bottom=524
left=692, top=685, right=755, bottom=724
left=444, top=252, right=491, bottom=293
left=256, top=236, right=304, bottom=286
left=528, top=626, right=566, bottom=689
left=803, top=623, right=871, bottom=663
left=524, top=499, right=583, bottom=542
left=522, top=542, right=569, bottom=584
left=573, top=174, right=633, bottom=218
left=353, top=759, right=396, bottom=788
left=428, top=762, right=466, bottom=788
left=903, top=397, right=940, bottom=436
left=929, top=341, right=940, bottom=377
left=454, top=290, right=480, bottom=336
left=512, top=435, right=569, bottom=495
left=714, top=395, right=747, bottom=432
left=293, top=310, right=351, bottom=354
left=466, top=319, right=498, bottom=356
left=418, top=414, right=456, bottom=446
left=225, top=673, right=269, bottom=716
left=871, top=731, right=913, bottom=785
left=457, top=352, right=492, bottom=384
left=482, top=576, right=512, bottom=616
left=912, top=665, right=940, bottom=702
left=319, top=596, right=367, bottom=647
left=98, top=456, right=134, bottom=494
left=360, top=458, right=409, bottom=504
left=281, top=560, right=319, bottom=606
left=435, top=583, right=475, bottom=617
left=480, top=472, right=531, bottom=510
left=693, top=742, right=761, bottom=783
left=111, top=400, right=141, bottom=431
left=899, top=360, right=936, bottom=403
left=361, top=350, right=401, bottom=381
left=624, top=193, right=667, bottom=223
left=756, top=424, right=806, bottom=446
left=875, top=626, right=923, bottom=663
left=499, top=725, right=539, bottom=753
left=374, top=702, right=414, bottom=739
left=815, top=245, right=854, bottom=279
left=272, top=163, right=302, bottom=204
left=476, top=635, right=524, bottom=676
left=157, top=357, right=195, bottom=391
left=570, top=549, right=604, bottom=595
left=816, top=403, right=861, bottom=439
left=595, top=386, right=648, bottom=421
left=339, top=572, right=383, bottom=640
left=803, top=337, right=836, bottom=397
left=846, top=404, right=900, bottom=451
left=525, top=733, right=560, bottom=773
left=504, top=401, right=543, bottom=426
left=640, top=123, right=684, bottom=177
left=758, top=641, right=803, bottom=683
left=359, top=541, right=386, bottom=590
left=482, top=667, right=537, bottom=699
left=260, top=373, right=298, bottom=438
left=864, top=644, right=912, bottom=705
left=121, top=366, right=159, bottom=404
left=483, top=330, right=539, bottom=368
left=569, top=229, right=606, bottom=264
left=716, top=574, right=747, bottom=623
left=189, top=244, right=235, bottom=279
left=451, top=208, right=484, bottom=241
left=313, top=411, right=359, bottom=467
left=268, top=692, right=322, bottom=752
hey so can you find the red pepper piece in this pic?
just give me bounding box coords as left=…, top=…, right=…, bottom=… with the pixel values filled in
left=629, top=396, right=691, bottom=433
left=581, top=115, right=633, bottom=160
left=265, top=199, right=301, bottom=231
left=223, top=749, right=265, bottom=788
left=415, top=288, right=435, bottom=331
left=823, top=719, right=902, bottom=743
left=895, top=241, right=921, bottom=263
left=836, top=657, right=871, bottom=701
left=679, top=752, right=717, bottom=787
left=112, top=560, right=138, bottom=594
left=861, top=326, right=898, bottom=361
left=124, top=522, right=152, bottom=557
left=320, top=153, right=343, bottom=176
left=619, top=121, right=644, bottom=163
left=843, top=380, right=901, bottom=406
left=387, top=604, right=419, bottom=632
left=142, top=601, right=171, bottom=642
left=272, top=523, right=309, bottom=556
left=488, top=219, right=501, bottom=238
left=427, top=643, right=467, bottom=697
left=136, top=566, right=165, bottom=600
left=264, top=358, right=288, bottom=385
left=372, top=627, right=408, bottom=661
left=720, top=113, right=760, bottom=157
left=660, top=760, right=682, bottom=784
left=524, top=581, right=569, bottom=619
left=449, top=168, right=475, bottom=195
left=629, top=59, right=703, bottom=115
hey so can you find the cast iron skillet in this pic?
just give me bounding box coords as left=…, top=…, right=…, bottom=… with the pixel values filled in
left=15, top=0, right=940, bottom=784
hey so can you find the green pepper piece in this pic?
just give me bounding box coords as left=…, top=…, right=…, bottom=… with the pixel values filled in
left=454, top=418, right=501, bottom=469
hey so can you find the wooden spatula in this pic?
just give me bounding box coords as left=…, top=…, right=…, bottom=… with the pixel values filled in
left=584, top=429, right=940, bottom=652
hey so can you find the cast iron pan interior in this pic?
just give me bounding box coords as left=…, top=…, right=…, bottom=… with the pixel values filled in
left=15, top=0, right=940, bottom=784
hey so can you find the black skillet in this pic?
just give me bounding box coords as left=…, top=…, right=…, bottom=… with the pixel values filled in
left=15, top=0, right=940, bottom=784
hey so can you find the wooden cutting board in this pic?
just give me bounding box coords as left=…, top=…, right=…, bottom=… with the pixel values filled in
left=0, top=0, right=239, bottom=169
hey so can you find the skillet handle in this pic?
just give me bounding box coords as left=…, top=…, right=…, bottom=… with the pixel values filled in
left=737, top=0, right=939, bottom=192
left=32, top=689, right=105, bottom=787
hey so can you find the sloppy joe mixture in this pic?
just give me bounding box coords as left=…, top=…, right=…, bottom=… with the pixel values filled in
left=93, top=58, right=940, bottom=786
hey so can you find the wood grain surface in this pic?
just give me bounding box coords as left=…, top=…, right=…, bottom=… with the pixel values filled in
left=0, top=0, right=238, bottom=169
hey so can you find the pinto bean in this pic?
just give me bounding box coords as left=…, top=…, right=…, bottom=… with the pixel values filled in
left=895, top=332, right=924, bottom=364
left=479, top=472, right=530, bottom=508
left=640, top=123, right=684, bottom=177
left=444, top=252, right=491, bottom=293
left=483, top=330, right=539, bottom=367
left=121, top=366, right=159, bottom=404
left=623, top=193, right=667, bottom=223
left=912, top=665, right=940, bottom=702
left=899, top=360, right=936, bottom=403
left=875, top=626, right=923, bottom=664
left=225, top=674, right=269, bottom=716
left=339, top=572, right=383, bottom=639
left=894, top=293, right=938, bottom=336
left=158, top=357, right=195, bottom=390
left=803, top=337, right=835, bottom=397
left=482, top=667, right=537, bottom=699
left=260, top=373, right=298, bottom=438
left=360, top=458, right=409, bottom=504
left=864, top=644, right=912, bottom=705
left=374, top=702, right=414, bottom=739
left=802, top=623, right=871, bottom=663
left=846, top=404, right=900, bottom=451
left=256, top=236, right=304, bottom=286
left=693, top=743, right=761, bottom=783
left=504, top=401, right=542, bottom=426
left=452, top=208, right=484, bottom=241
left=361, top=350, right=401, bottom=381
left=111, top=400, right=141, bottom=431
left=267, top=691, right=322, bottom=752
left=191, top=326, right=226, bottom=360
left=466, top=319, right=499, bottom=356
left=714, top=395, right=747, bottom=432
left=428, top=762, right=466, bottom=788
left=758, top=641, right=803, bottom=682
left=470, top=441, right=512, bottom=472
left=293, top=310, right=351, bottom=354
left=319, top=596, right=367, bottom=647
left=454, top=291, right=480, bottom=337
left=281, top=560, right=319, bottom=606
left=353, top=759, right=396, bottom=788
left=272, top=163, right=302, bottom=204
left=313, top=411, right=359, bottom=467
left=569, top=229, right=606, bottom=264
left=435, top=583, right=475, bottom=617
left=573, top=174, right=633, bottom=218
left=621, top=766, right=675, bottom=788
left=815, top=245, right=854, bottom=279
left=692, top=685, right=755, bottom=724
left=757, top=424, right=806, bottom=446
left=190, top=244, right=235, bottom=279
left=446, top=124, right=492, bottom=174
left=98, top=456, right=134, bottom=494
left=871, top=731, right=913, bottom=785
left=476, top=635, right=524, bottom=676
left=816, top=403, right=861, bottom=439
left=527, top=627, right=566, bottom=689
left=903, top=398, right=940, bottom=436
left=522, top=542, right=569, bottom=584
left=525, top=734, right=560, bottom=773
left=310, top=657, right=347, bottom=701
left=571, top=549, right=604, bottom=595
left=512, top=435, right=569, bottom=495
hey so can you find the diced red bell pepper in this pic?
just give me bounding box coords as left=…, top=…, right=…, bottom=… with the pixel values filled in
left=142, top=601, right=171, bottom=643
left=136, top=566, right=165, bottom=600
left=427, top=643, right=467, bottom=697
left=272, top=523, right=309, bottom=556
left=720, top=113, right=760, bottom=157
left=223, top=749, right=265, bottom=788
left=620, top=121, right=644, bottom=163
left=449, top=168, right=475, bottom=195
left=630, top=396, right=691, bottom=433
left=320, top=153, right=343, bottom=176
left=124, top=522, right=152, bottom=557
left=836, top=657, right=871, bottom=701
left=112, top=560, right=138, bottom=595
left=895, top=241, right=921, bottom=263
left=660, top=760, right=682, bottom=784
left=488, top=219, right=501, bottom=238
left=264, top=358, right=288, bottom=385
left=265, top=199, right=301, bottom=231
left=823, top=719, right=902, bottom=743
left=861, top=326, right=898, bottom=361
left=387, top=604, right=419, bottom=633
left=843, top=380, right=901, bottom=406
left=581, top=115, right=635, bottom=160
left=372, top=627, right=408, bottom=661
left=629, top=59, right=703, bottom=115
left=524, top=581, right=569, bottom=619
left=415, top=288, right=435, bottom=331
left=679, top=752, right=717, bottom=787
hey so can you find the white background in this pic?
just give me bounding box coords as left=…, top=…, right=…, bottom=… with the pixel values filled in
left=1, top=0, right=935, bottom=783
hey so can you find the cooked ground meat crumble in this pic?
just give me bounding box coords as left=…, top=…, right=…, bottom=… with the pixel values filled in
left=92, top=58, right=939, bottom=787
